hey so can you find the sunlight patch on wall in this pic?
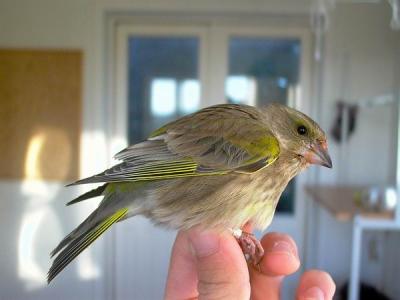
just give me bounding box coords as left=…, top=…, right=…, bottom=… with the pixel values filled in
left=81, top=130, right=108, bottom=175
left=18, top=209, right=46, bottom=286
left=77, top=250, right=101, bottom=280
left=24, top=133, right=45, bottom=180
left=17, top=207, right=63, bottom=290
left=23, top=128, right=72, bottom=181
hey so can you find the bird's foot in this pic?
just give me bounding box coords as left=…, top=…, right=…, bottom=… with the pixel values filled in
left=231, top=228, right=264, bottom=267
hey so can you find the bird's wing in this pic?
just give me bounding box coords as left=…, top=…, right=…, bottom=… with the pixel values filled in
left=71, top=104, right=280, bottom=185
left=161, top=104, right=280, bottom=171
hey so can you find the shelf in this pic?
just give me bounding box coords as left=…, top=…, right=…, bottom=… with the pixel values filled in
left=305, top=185, right=394, bottom=222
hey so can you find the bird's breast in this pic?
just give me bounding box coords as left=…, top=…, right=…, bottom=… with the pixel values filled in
left=246, top=154, right=304, bottom=229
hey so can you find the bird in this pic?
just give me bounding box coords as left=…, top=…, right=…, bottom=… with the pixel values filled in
left=47, top=103, right=332, bottom=283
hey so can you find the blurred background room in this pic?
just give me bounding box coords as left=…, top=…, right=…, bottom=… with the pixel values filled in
left=0, top=0, right=399, bottom=299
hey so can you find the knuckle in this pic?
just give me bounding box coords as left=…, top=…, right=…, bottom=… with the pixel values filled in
left=197, top=278, right=249, bottom=300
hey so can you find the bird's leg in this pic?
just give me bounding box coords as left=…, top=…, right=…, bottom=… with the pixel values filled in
left=230, top=228, right=264, bottom=266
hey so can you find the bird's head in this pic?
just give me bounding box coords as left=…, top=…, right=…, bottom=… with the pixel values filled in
left=264, top=103, right=332, bottom=168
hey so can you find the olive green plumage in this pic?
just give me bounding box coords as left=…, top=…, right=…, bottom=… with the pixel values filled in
left=48, top=103, right=331, bottom=283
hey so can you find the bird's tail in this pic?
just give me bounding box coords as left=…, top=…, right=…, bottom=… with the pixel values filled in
left=66, top=184, right=107, bottom=206
left=47, top=207, right=128, bottom=283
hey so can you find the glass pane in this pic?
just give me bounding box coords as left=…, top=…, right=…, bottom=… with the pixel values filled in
left=226, top=37, right=301, bottom=214
left=128, top=37, right=200, bottom=143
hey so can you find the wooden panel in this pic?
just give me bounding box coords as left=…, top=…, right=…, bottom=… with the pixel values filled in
left=0, top=49, right=81, bottom=181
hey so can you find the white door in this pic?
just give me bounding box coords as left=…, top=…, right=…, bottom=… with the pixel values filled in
left=112, top=22, right=311, bottom=299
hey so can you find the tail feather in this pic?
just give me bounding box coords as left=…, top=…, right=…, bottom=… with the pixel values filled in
left=66, top=184, right=107, bottom=206
left=50, top=232, right=74, bottom=258
left=51, top=203, right=104, bottom=257
left=66, top=175, right=105, bottom=186
left=47, top=208, right=128, bottom=283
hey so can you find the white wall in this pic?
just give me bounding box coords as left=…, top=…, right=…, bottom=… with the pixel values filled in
left=0, top=1, right=104, bottom=300
left=321, top=1, right=399, bottom=186
left=0, top=0, right=90, bottom=48
left=311, top=2, right=400, bottom=298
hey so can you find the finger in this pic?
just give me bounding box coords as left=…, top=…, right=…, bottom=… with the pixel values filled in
left=250, top=232, right=300, bottom=300
left=165, top=227, right=250, bottom=300
left=258, top=232, right=300, bottom=276
left=165, top=231, right=198, bottom=299
left=189, top=227, right=250, bottom=299
left=296, top=270, right=336, bottom=300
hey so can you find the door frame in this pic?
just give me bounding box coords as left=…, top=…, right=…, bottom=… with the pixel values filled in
left=88, top=10, right=313, bottom=298
left=111, top=20, right=312, bottom=296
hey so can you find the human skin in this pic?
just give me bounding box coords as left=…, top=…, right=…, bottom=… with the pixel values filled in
left=165, top=227, right=335, bottom=300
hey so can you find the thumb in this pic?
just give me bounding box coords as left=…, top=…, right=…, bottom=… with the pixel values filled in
left=188, top=227, right=250, bottom=300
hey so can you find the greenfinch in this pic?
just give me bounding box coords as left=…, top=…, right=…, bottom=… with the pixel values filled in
left=48, top=103, right=331, bottom=283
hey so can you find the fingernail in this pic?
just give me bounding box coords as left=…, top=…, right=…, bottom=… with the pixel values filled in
left=302, top=286, right=324, bottom=300
left=189, top=230, right=220, bottom=258
left=269, top=241, right=295, bottom=257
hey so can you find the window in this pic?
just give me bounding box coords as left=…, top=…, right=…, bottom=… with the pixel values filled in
left=128, top=36, right=200, bottom=143
left=124, top=28, right=304, bottom=214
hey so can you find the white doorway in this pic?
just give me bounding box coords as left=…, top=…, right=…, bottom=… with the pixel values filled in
left=111, top=20, right=311, bottom=299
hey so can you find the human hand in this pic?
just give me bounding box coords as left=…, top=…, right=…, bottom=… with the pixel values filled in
left=165, top=227, right=335, bottom=300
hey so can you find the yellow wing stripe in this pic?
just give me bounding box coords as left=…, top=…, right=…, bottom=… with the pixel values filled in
left=124, top=172, right=226, bottom=182
left=106, top=160, right=228, bottom=182
left=129, top=162, right=197, bottom=173
left=48, top=208, right=128, bottom=283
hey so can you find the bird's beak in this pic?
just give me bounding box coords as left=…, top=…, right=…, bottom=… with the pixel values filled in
left=304, top=140, right=332, bottom=168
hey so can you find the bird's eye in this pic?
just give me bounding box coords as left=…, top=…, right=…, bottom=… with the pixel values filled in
left=297, top=125, right=307, bottom=135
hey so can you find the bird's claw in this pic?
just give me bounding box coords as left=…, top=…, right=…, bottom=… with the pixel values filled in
left=235, top=230, right=264, bottom=266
